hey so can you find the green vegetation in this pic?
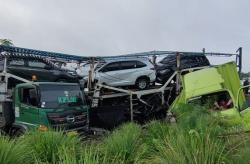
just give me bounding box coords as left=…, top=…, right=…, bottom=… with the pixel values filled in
left=1, top=104, right=250, bottom=163
left=0, top=39, right=14, bottom=46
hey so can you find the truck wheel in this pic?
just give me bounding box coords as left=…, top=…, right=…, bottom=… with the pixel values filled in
left=11, top=128, right=26, bottom=137
left=136, top=77, right=149, bottom=90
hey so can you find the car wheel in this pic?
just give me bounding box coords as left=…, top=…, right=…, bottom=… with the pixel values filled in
left=136, top=77, right=149, bottom=90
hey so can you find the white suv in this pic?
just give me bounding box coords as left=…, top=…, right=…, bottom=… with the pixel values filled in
left=94, top=58, right=156, bottom=89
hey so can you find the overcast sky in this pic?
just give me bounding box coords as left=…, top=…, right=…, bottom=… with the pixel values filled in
left=0, top=0, right=249, bottom=71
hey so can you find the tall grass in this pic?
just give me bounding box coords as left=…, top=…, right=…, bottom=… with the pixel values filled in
left=0, top=104, right=250, bottom=163
left=142, top=124, right=228, bottom=164
left=20, top=130, right=82, bottom=163
left=101, top=123, right=145, bottom=163
left=0, top=135, right=32, bottom=164
left=141, top=104, right=229, bottom=163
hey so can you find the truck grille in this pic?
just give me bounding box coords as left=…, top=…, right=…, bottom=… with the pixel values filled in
left=47, top=111, right=88, bottom=130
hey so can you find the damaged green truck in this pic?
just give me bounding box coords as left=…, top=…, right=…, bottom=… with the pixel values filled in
left=170, top=62, right=250, bottom=130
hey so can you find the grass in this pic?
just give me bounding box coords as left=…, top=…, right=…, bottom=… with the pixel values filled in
left=101, top=123, right=145, bottom=163
left=0, top=104, right=250, bottom=163
left=0, top=135, right=32, bottom=164
left=20, top=130, right=82, bottom=163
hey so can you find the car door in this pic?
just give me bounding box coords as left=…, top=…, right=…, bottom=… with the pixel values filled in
left=15, top=87, right=40, bottom=127
left=97, top=62, right=123, bottom=86
left=27, top=59, right=55, bottom=81
left=118, top=61, right=138, bottom=85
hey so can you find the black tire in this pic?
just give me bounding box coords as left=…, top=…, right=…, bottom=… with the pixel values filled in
left=10, top=127, right=26, bottom=137
left=14, top=128, right=26, bottom=137
left=136, top=77, right=149, bottom=90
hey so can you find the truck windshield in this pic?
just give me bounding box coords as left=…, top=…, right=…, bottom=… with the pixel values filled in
left=39, top=84, right=84, bottom=109
left=188, top=91, right=233, bottom=110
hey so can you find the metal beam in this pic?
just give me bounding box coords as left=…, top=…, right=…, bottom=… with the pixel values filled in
left=0, top=45, right=240, bottom=61
left=0, top=45, right=88, bottom=62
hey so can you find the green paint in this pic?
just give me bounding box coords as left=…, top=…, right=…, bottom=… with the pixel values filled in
left=13, top=82, right=89, bottom=132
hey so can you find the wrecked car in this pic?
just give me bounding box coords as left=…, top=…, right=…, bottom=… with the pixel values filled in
left=91, top=58, right=156, bottom=90
left=155, top=53, right=210, bottom=84
left=0, top=54, right=79, bottom=83
left=170, top=62, right=250, bottom=130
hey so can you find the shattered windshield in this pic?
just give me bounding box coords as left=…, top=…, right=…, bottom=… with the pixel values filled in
left=188, top=91, right=233, bottom=110
left=39, top=84, right=84, bottom=109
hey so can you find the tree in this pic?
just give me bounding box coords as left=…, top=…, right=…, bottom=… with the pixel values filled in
left=0, top=39, right=14, bottom=46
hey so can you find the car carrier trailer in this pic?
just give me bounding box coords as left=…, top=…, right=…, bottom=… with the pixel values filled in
left=0, top=54, right=89, bottom=136
left=0, top=45, right=243, bottom=128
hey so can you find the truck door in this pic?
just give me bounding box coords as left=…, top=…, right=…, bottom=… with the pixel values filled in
left=237, top=86, right=250, bottom=131
left=15, top=86, right=40, bottom=127
left=118, top=61, right=138, bottom=85
left=238, top=99, right=250, bottom=131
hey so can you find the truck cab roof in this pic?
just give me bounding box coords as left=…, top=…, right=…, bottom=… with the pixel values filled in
left=16, top=82, right=80, bottom=87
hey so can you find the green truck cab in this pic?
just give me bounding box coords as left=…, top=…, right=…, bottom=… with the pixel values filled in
left=1, top=82, right=89, bottom=135
left=170, top=62, right=250, bottom=130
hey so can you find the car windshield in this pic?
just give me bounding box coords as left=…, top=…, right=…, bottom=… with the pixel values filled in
left=39, top=84, right=84, bottom=109
left=159, top=55, right=176, bottom=64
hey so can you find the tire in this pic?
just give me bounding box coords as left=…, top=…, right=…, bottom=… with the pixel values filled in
left=10, top=127, right=26, bottom=137
left=136, top=77, right=149, bottom=90
left=14, top=128, right=26, bottom=137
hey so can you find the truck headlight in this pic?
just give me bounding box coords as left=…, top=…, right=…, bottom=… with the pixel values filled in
left=38, top=125, right=48, bottom=132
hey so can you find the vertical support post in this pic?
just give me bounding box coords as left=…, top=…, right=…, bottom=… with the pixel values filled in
left=87, top=58, right=95, bottom=90
left=237, top=47, right=242, bottom=73
left=3, top=57, right=8, bottom=101
left=176, top=52, right=181, bottom=95
left=161, top=91, right=164, bottom=105
left=130, top=93, right=134, bottom=122
left=202, top=48, right=205, bottom=54
left=3, top=57, right=7, bottom=74
left=152, top=55, right=157, bottom=66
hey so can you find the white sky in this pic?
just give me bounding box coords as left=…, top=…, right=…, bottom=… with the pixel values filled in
left=0, top=0, right=249, bottom=71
